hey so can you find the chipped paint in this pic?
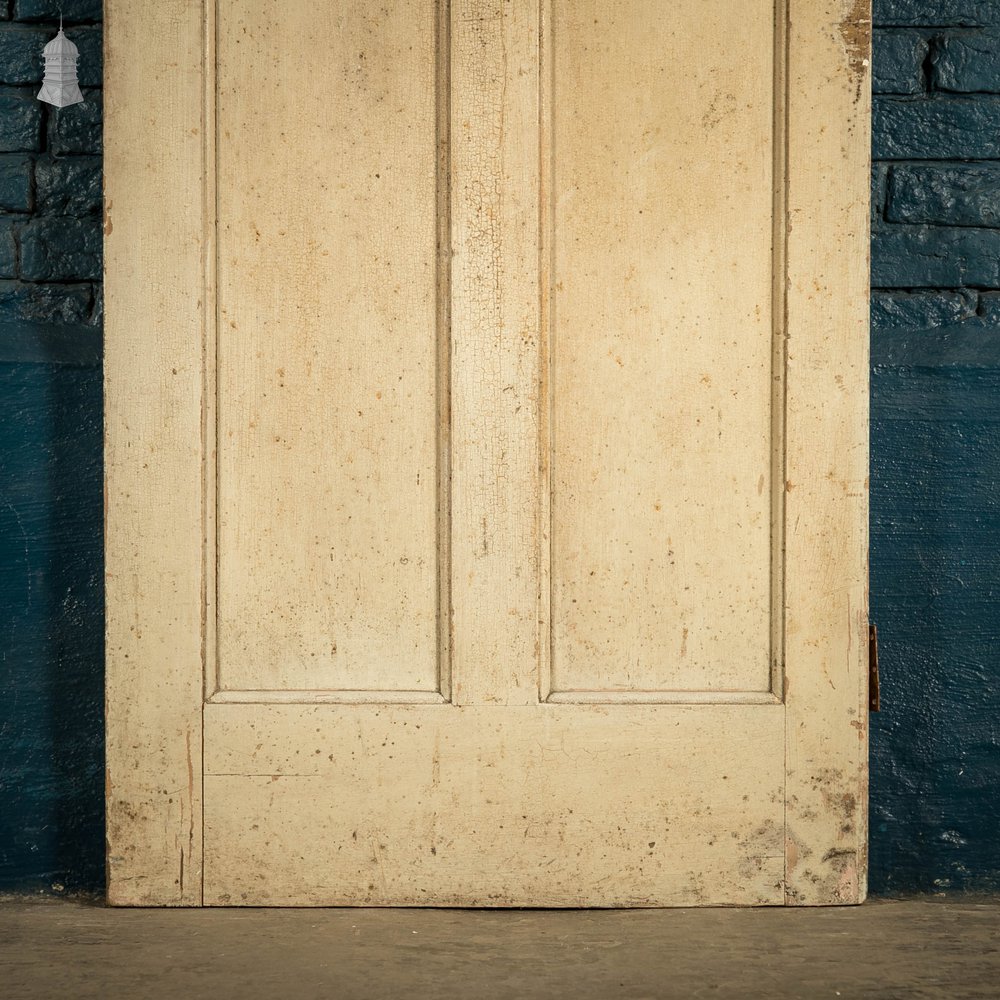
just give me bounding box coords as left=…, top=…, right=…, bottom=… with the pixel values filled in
left=837, top=0, right=871, bottom=101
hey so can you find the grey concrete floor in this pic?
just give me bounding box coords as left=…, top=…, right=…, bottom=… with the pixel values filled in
left=1, top=896, right=998, bottom=1000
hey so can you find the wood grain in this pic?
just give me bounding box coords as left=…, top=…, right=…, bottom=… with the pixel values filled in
left=104, top=0, right=206, bottom=905
left=782, top=0, right=871, bottom=904
left=449, top=0, right=542, bottom=706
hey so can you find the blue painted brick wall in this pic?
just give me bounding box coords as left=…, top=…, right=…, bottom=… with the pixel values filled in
left=0, top=6, right=101, bottom=320
left=0, top=0, right=103, bottom=894
left=872, top=0, right=1000, bottom=893
left=3, top=3, right=1000, bottom=897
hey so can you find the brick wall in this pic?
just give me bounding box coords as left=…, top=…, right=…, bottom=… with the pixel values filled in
left=871, top=0, right=1000, bottom=893
left=0, top=0, right=103, bottom=894
left=0, top=0, right=101, bottom=328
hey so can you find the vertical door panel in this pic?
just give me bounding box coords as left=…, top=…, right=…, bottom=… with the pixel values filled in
left=215, top=1, right=446, bottom=694
left=547, top=0, right=776, bottom=694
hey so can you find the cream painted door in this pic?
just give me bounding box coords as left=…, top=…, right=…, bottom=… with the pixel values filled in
left=104, top=0, right=870, bottom=906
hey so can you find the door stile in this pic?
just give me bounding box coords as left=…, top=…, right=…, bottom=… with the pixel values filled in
left=450, top=0, right=542, bottom=707
left=105, top=0, right=208, bottom=905
left=782, top=0, right=871, bottom=903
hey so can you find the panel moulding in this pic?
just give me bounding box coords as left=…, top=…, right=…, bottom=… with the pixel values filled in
left=203, top=1, right=454, bottom=705
left=538, top=0, right=789, bottom=704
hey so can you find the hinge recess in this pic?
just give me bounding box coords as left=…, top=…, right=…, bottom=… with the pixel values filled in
left=868, top=623, right=880, bottom=712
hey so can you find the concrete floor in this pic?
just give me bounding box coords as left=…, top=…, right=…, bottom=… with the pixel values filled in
left=1, top=897, right=998, bottom=999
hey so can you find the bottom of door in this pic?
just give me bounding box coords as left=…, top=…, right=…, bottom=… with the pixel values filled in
left=200, top=702, right=800, bottom=907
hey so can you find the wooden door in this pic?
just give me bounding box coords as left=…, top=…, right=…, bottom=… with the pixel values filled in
left=105, top=0, right=871, bottom=906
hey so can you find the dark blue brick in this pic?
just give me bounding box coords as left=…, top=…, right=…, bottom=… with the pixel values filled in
left=872, top=224, right=1000, bottom=287
left=35, top=156, right=100, bottom=216
left=872, top=290, right=979, bottom=330
left=73, top=25, right=101, bottom=89
left=88, top=281, right=101, bottom=327
left=47, top=90, right=101, bottom=154
left=19, top=216, right=101, bottom=281
left=978, top=292, right=1000, bottom=324
left=873, top=29, right=928, bottom=93
left=0, top=154, right=32, bottom=211
left=0, top=279, right=91, bottom=324
left=0, top=89, right=41, bottom=151
left=874, top=95, right=1000, bottom=158
left=887, top=164, right=1000, bottom=227
left=0, top=218, right=17, bottom=277
left=0, top=24, right=47, bottom=85
left=12, top=0, right=101, bottom=21
left=875, top=1, right=1000, bottom=26
left=872, top=291, right=1000, bottom=367
left=933, top=30, right=1000, bottom=92
left=873, top=163, right=889, bottom=224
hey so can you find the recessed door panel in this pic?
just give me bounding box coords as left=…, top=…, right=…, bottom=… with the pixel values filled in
left=215, top=2, right=446, bottom=694
left=548, top=0, right=776, bottom=694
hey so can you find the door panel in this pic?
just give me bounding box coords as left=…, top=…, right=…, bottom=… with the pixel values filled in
left=216, top=1, right=446, bottom=694
left=548, top=0, right=775, bottom=694
left=105, top=0, right=871, bottom=907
